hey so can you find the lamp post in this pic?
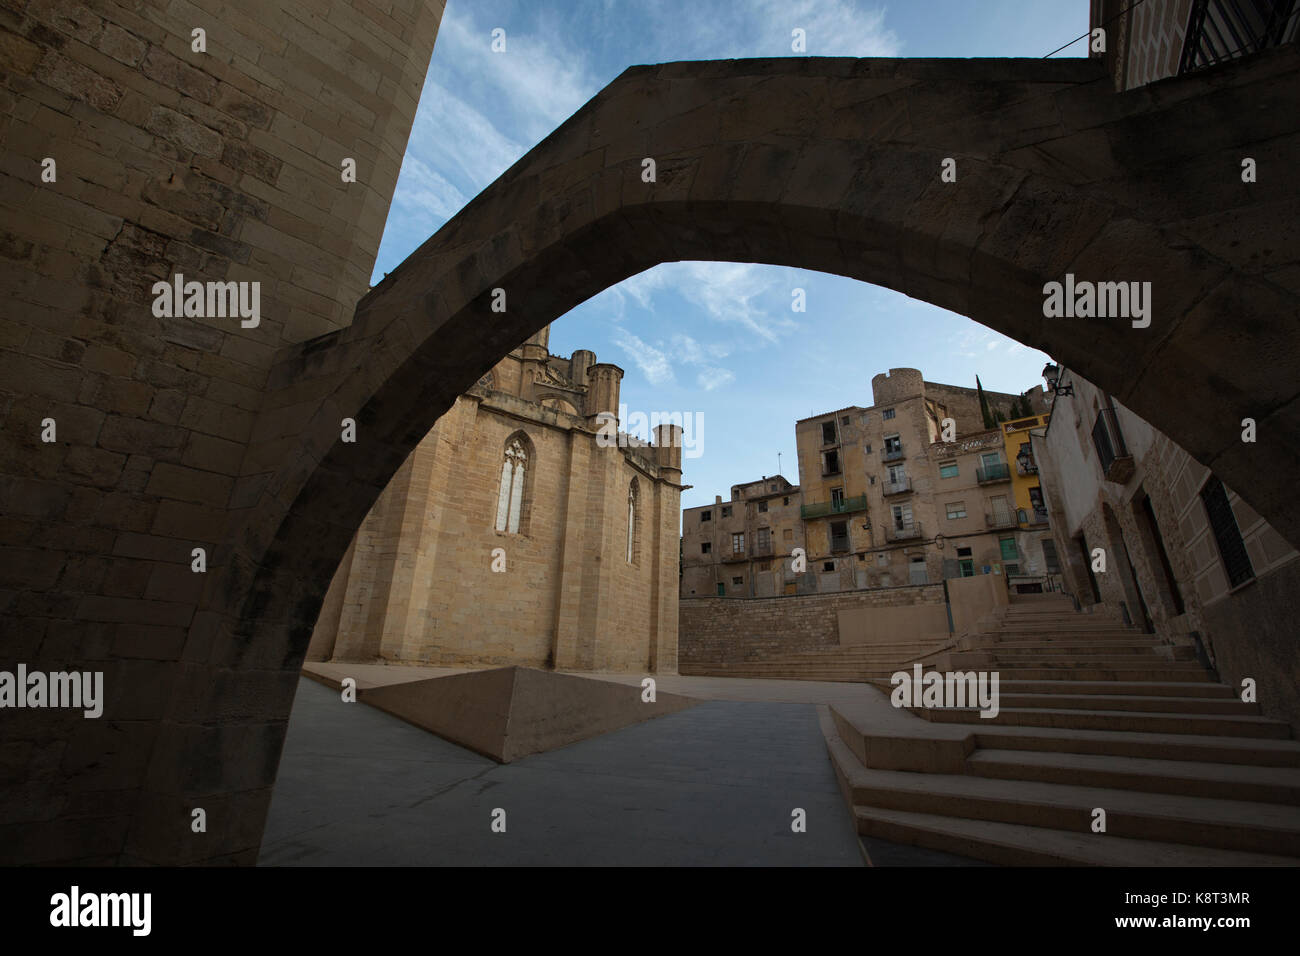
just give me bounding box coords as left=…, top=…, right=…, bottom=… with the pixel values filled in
left=1042, top=362, right=1074, bottom=397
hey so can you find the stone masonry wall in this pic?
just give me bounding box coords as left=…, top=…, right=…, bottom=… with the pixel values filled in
left=679, top=584, right=945, bottom=667
left=0, top=0, right=444, bottom=864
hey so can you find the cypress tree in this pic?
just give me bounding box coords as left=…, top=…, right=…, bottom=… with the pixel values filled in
left=977, top=375, right=994, bottom=430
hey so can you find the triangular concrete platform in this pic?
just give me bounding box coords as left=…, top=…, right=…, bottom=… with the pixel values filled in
left=312, top=665, right=696, bottom=762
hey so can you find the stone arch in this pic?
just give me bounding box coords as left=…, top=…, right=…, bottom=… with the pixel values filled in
left=132, top=50, right=1300, bottom=862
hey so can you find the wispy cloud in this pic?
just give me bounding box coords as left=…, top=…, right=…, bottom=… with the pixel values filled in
left=613, top=328, right=675, bottom=385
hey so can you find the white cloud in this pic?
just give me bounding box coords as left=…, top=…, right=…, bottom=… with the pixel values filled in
left=390, top=155, right=469, bottom=223
left=697, top=367, right=735, bottom=391
left=437, top=7, right=602, bottom=144
left=613, top=328, right=675, bottom=385
left=763, top=1, right=903, bottom=57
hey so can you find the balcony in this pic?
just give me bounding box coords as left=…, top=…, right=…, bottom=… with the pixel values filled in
left=880, top=444, right=905, bottom=463
left=722, top=550, right=747, bottom=564
left=752, top=540, right=773, bottom=557
left=830, top=536, right=851, bottom=554
left=985, top=510, right=1017, bottom=530
left=976, top=463, right=1011, bottom=484
left=887, top=520, right=923, bottom=542
left=881, top=477, right=912, bottom=497
left=1092, top=406, right=1135, bottom=484
left=801, top=495, right=867, bottom=519
left=1016, top=457, right=1038, bottom=476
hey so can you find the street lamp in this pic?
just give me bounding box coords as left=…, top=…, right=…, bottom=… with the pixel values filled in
left=1042, top=362, right=1073, bottom=397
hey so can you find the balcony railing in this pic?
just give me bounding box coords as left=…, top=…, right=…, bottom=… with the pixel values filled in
left=1179, top=0, right=1300, bottom=76
left=752, top=541, right=773, bottom=557
left=801, top=495, right=867, bottom=519
left=976, top=463, right=1011, bottom=484
left=1092, top=406, right=1135, bottom=483
left=881, top=477, right=912, bottom=497
left=881, top=445, right=905, bottom=462
left=985, top=511, right=1017, bottom=530
left=1017, top=507, right=1050, bottom=527
left=830, top=536, right=851, bottom=554
left=887, top=521, right=923, bottom=542
left=1016, top=458, right=1038, bottom=476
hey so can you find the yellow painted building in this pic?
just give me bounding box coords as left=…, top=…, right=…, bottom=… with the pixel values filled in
left=1002, top=413, right=1051, bottom=529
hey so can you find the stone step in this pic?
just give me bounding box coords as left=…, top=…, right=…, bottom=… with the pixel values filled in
left=914, top=706, right=1292, bottom=738
left=868, top=678, right=1238, bottom=698
left=828, top=738, right=1300, bottom=856
left=850, top=806, right=1298, bottom=866
left=993, top=692, right=1258, bottom=714
left=978, top=666, right=1213, bottom=681
left=967, top=748, right=1300, bottom=805
left=968, top=724, right=1300, bottom=768
left=985, top=644, right=1177, bottom=657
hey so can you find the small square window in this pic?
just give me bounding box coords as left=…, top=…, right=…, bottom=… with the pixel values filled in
left=840, top=416, right=850, bottom=426
left=823, top=561, right=835, bottom=572
left=701, top=510, right=712, bottom=521
left=783, top=496, right=790, bottom=505
left=882, top=408, right=896, bottom=420
left=946, top=502, right=967, bottom=519
left=940, top=462, right=959, bottom=479
left=701, top=542, right=711, bottom=554
left=732, top=576, right=743, bottom=586
left=722, top=505, right=732, bottom=518
left=758, top=500, right=768, bottom=513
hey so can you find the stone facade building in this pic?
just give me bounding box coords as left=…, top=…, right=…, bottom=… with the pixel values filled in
left=307, top=326, right=685, bottom=674
left=681, top=368, right=1055, bottom=599
left=1033, top=365, right=1300, bottom=727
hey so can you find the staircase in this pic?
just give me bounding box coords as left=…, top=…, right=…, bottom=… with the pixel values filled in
left=826, top=593, right=1300, bottom=865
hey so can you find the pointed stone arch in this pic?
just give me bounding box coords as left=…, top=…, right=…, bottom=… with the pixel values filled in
left=124, top=49, right=1300, bottom=863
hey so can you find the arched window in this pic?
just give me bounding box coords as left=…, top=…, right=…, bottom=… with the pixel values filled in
left=627, top=479, right=639, bottom=564
left=495, top=437, right=529, bottom=533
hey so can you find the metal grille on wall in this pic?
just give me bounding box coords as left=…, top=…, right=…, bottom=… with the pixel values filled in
left=1178, top=0, right=1300, bottom=74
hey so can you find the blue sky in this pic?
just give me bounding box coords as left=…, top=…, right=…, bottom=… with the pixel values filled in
left=371, top=0, right=1091, bottom=512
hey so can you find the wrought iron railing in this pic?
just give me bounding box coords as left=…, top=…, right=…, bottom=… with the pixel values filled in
left=977, top=463, right=1010, bottom=483
left=800, top=495, right=868, bottom=519
left=882, top=477, right=912, bottom=496
left=1179, top=0, right=1299, bottom=75
left=887, top=521, right=923, bottom=541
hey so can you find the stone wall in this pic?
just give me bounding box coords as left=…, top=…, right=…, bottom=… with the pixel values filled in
left=0, top=0, right=444, bottom=865
left=679, top=584, right=946, bottom=667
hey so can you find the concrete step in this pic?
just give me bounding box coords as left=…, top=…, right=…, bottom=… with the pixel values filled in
left=828, top=738, right=1300, bottom=856
left=914, top=706, right=1292, bottom=738
left=968, top=724, right=1300, bottom=768
left=977, top=666, right=1213, bottom=681
left=986, top=644, right=1178, bottom=657
left=867, top=678, right=1237, bottom=698
left=849, top=806, right=1298, bottom=866
left=967, top=748, right=1300, bottom=804
left=993, top=693, right=1259, bottom=714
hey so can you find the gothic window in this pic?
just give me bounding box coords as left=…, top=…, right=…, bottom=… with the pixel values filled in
left=495, top=436, right=529, bottom=533
left=627, top=479, right=639, bottom=564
